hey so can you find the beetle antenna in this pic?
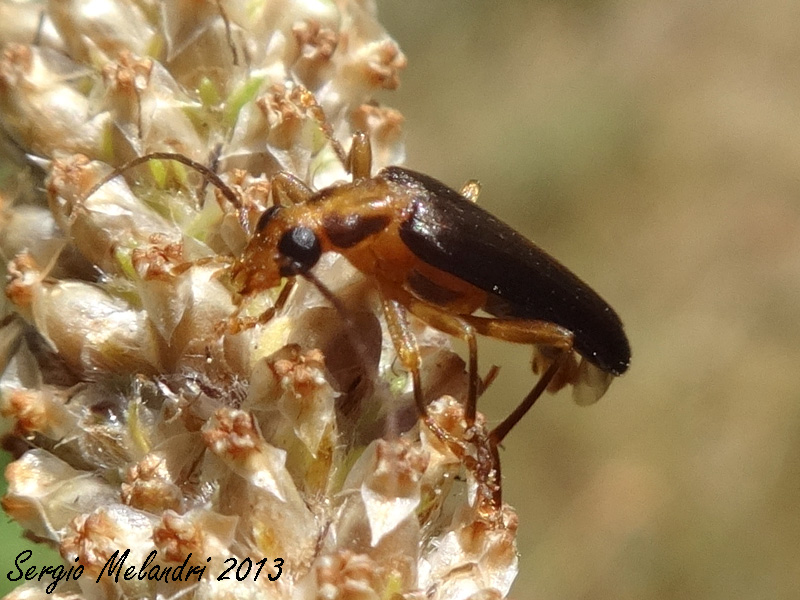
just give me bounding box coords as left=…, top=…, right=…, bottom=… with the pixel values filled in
left=82, top=152, right=241, bottom=209
left=294, top=87, right=348, bottom=167
left=214, top=0, right=239, bottom=66
left=199, top=143, right=224, bottom=200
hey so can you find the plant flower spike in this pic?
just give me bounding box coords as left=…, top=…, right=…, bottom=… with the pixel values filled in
left=0, top=2, right=522, bottom=599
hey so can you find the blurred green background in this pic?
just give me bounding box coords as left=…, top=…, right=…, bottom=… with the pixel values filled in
left=379, top=1, right=800, bottom=599
left=3, top=1, right=800, bottom=598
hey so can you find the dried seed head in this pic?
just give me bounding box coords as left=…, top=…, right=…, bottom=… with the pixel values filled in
left=0, top=1, right=519, bottom=599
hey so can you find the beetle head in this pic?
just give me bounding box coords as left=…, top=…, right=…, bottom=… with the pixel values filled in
left=232, top=203, right=322, bottom=295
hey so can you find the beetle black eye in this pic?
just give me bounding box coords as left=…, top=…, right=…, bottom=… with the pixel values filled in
left=277, top=226, right=321, bottom=275
left=256, top=204, right=283, bottom=232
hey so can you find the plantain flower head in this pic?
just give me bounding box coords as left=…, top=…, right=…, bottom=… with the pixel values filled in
left=0, top=2, right=519, bottom=599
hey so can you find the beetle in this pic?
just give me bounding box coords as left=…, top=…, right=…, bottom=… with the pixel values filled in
left=230, top=132, right=631, bottom=507
left=85, top=130, right=630, bottom=513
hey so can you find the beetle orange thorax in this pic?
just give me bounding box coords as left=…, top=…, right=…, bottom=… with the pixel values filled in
left=311, top=178, right=421, bottom=282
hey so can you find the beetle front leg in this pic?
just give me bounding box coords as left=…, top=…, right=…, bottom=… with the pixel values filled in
left=271, top=172, right=313, bottom=205
left=226, top=278, right=297, bottom=334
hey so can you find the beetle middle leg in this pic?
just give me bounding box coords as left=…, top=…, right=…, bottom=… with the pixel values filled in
left=380, top=297, right=471, bottom=448
left=380, top=297, right=426, bottom=417
left=387, top=297, right=524, bottom=513
left=400, top=300, right=481, bottom=423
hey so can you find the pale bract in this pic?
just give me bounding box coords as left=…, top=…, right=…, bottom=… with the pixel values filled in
left=0, top=1, right=519, bottom=599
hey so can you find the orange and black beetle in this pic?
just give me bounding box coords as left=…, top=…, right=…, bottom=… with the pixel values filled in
left=231, top=132, right=630, bottom=447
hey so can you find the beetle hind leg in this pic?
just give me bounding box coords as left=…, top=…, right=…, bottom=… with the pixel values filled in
left=489, top=348, right=570, bottom=444
left=457, top=315, right=580, bottom=443
left=480, top=364, right=501, bottom=396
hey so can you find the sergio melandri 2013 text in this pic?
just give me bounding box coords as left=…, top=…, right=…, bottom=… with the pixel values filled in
left=8, top=548, right=283, bottom=594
